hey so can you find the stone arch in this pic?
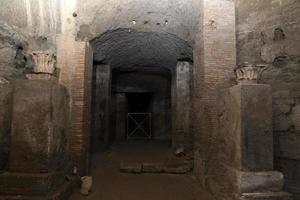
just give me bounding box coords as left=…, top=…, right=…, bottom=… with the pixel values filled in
left=89, top=28, right=194, bottom=151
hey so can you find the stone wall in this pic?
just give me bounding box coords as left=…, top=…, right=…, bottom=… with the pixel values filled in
left=0, top=0, right=61, bottom=79
left=236, top=0, right=300, bottom=199
left=9, top=80, right=70, bottom=174
left=0, top=0, right=200, bottom=80
left=0, top=22, right=31, bottom=79
left=0, top=82, right=12, bottom=170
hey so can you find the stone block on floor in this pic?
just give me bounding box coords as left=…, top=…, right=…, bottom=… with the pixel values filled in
left=142, top=163, right=164, bottom=173
left=120, top=162, right=142, bottom=174
left=240, top=192, right=292, bottom=200
left=240, top=171, right=284, bottom=193
left=163, top=163, right=191, bottom=174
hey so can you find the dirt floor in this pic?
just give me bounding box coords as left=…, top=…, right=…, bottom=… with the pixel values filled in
left=69, top=141, right=213, bottom=200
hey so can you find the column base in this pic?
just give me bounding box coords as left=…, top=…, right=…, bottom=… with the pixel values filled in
left=238, top=171, right=293, bottom=200
left=240, top=171, right=284, bottom=193
left=0, top=172, right=77, bottom=199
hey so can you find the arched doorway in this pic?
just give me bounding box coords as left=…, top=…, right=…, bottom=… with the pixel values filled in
left=68, top=29, right=210, bottom=200
left=89, top=29, right=193, bottom=154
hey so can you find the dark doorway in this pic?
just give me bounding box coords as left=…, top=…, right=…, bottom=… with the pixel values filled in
left=126, top=92, right=153, bottom=140
left=127, top=93, right=153, bottom=113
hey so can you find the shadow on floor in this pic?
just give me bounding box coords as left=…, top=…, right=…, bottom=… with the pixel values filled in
left=69, top=141, right=213, bottom=200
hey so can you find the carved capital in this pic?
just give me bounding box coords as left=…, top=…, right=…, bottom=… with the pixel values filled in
left=234, top=62, right=266, bottom=84
left=31, top=51, right=56, bottom=74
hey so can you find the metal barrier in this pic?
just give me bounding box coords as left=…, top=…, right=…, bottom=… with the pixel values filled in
left=127, top=113, right=152, bottom=139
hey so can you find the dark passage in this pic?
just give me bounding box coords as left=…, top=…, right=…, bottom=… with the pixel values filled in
left=127, top=92, right=153, bottom=140
left=127, top=92, right=153, bottom=113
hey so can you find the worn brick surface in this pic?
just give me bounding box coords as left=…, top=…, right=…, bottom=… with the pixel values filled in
left=57, top=39, right=93, bottom=174
left=192, top=0, right=236, bottom=199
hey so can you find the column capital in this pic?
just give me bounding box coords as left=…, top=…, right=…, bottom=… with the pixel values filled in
left=234, top=62, right=266, bottom=85
left=31, top=51, right=56, bottom=74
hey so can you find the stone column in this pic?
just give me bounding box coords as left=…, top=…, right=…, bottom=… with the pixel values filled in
left=152, top=94, right=168, bottom=140
left=219, top=64, right=292, bottom=200
left=172, top=61, right=192, bottom=150
left=115, top=93, right=127, bottom=140
left=93, top=64, right=111, bottom=147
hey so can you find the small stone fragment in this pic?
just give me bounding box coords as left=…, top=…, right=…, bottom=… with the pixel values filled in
left=120, top=162, right=142, bottom=174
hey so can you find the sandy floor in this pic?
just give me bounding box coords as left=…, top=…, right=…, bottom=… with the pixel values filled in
left=69, top=141, right=213, bottom=200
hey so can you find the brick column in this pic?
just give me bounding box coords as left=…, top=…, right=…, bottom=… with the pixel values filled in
left=192, top=0, right=236, bottom=195
left=57, top=37, right=93, bottom=174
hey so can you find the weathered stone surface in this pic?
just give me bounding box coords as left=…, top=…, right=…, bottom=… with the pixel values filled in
left=214, top=83, right=288, bottom=200
left=0, top=83, right=12, bottom=170
left=273, top=114, right=293, bottom=132
left=0, top=172, right=76, bottom=199
left=275, top=157, right=300, bottom=200
left=236, top=0, right=300, bottom=83
left=240, top=171, right=284, bottom=193
left=224, top=84, right=273, bottom=171
left=93, top=64, right=111, bottom=146
left=142, top=163, right=164, bottom=173
left=236, top=6, right=300, bottom=199
left=9, top=80, right=70, bottom=173
left=260, top=42, right=286, bottom=64
left=290, top=105, right=300, bottom=131
left=113, top=93, right=127, bottom=141
left=271, top=83, right=300, bottom=200
left=0, top=22, right=29, bottom=79
left=240, top=192, right=292, bottom=200
left=276, top=133, right=300, bottom=160
left=120, top=162, right=142, bottom=174
left=0, top=172, right=58, bottom=196
left=173, top=61, right=192, bottom=150
left=31, top=51, right=56, bottom=74
left=25, top=74, right=57, bottom=82
left=163, top=163, right=191, bottom=174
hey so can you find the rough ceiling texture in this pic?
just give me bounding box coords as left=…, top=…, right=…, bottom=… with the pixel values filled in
left=92, top=29, right=193, bottom=71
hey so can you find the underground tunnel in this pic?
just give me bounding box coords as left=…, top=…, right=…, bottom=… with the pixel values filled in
left=90, top=29, right=193, bottom=151
left=1, top=0, right=300, bottom=199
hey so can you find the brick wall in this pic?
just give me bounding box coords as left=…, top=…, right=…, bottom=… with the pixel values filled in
left=57, top=37, right=93, bottom=174
left=192, top=0, right=236, bottom=199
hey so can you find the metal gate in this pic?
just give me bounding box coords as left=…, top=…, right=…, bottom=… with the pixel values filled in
left=127, top=113, right=152, bottom=139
